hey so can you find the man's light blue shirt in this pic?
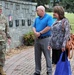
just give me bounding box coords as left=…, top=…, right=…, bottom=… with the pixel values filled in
left=33, top=13, right=53, bottom=36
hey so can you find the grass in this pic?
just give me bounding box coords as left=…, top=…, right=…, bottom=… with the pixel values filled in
left=65, top=13, right=74, bottom=33
left=48, top=12, right=74, bottom=33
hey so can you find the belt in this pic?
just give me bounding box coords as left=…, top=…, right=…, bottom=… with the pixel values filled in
left=38, top=35, right=50, bottom=39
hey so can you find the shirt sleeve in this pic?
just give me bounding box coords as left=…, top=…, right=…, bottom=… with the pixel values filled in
left=32, top=18, right=36, bottom=28
left=62, top=19, right=70, bottom=48
left=5, top=16, right=11, bottom=39
left=47, top=16, right=53, bottom=27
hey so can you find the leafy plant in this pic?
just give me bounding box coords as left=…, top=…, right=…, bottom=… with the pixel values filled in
left=23, top=32, right=35, bottom=46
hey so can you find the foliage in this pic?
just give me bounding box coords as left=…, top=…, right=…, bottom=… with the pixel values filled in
left=21, top=0, right=49, bottom=5
left=48, top=8, right=53, bottom=12
left=31, top=0, right=49, bottom=6
left=23, top=32, right=35, bottom=46
left=65, top=13, right=74, bottom=33
left=61, top=0, right=74, bottom=13
left=32, top=0, right=50, bottom=12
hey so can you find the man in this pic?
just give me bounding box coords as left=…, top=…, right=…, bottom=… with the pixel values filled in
left=33, top=6, right=53, bottom=75
left=0, top=4, right=11, bottom=75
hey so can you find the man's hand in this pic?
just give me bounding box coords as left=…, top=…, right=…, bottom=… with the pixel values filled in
left=34, top=32, right=40, bottom=38
left=48, top=46, right=51, bottom=50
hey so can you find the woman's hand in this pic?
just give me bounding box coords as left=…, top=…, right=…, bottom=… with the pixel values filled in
left=62, top=47, right=65, bottom=52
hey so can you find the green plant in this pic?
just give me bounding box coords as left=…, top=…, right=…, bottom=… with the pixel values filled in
left=23, top=32, right=35, bottom=46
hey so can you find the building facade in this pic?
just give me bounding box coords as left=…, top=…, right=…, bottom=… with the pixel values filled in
left=0, top=0, right=37, bottom=48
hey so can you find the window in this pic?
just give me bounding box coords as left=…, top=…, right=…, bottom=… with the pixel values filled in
left=5, top=2, right=9, bottom=9
left=10, top=3, right=13, bottom=9
left=15, top=20, right=19, bottom=27
left=22, top=20, right=25, bottom=26
left=27, top=19, right=31, bottom=26
left=16, top=4, right=20, bottom=10
left=9, top=21, right=13, bottom=27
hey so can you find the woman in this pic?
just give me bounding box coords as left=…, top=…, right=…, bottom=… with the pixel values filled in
left=48, top=6, right=70, bottom=64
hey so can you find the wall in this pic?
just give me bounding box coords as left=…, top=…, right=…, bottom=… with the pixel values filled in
left=0, top=0, right=37, bottom=48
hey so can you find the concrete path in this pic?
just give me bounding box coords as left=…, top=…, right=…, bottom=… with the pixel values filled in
left=3, top=47, right=74, bottom=75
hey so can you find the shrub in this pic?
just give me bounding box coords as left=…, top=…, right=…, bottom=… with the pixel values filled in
left=45, top=7, right=53, bottom=12
left=23, top=32, right=34, bottom=46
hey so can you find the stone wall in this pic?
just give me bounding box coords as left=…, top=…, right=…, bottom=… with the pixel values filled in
left=0, top=0, right=37, bottom=48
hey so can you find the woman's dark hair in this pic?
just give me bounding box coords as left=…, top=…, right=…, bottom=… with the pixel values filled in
left=53, top=6, right=65, bottom=19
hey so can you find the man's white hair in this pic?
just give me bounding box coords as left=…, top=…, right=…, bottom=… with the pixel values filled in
left=37, top=5, right=45, bottom=12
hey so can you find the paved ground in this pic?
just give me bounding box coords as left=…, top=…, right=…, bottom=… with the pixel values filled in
left=3, top=47, right=74, bottom=75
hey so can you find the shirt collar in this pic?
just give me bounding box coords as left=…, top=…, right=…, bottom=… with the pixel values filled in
left=39, top=13, right=46, bottom=19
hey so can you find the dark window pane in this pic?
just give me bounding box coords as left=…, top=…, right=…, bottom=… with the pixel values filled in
left=27, top=19, right=31, bottom=26
left=22, top=20, right=25, bottom=26
left=15, top=20, right=19, bottom=27
left=9, top=21, right=13, bottom=27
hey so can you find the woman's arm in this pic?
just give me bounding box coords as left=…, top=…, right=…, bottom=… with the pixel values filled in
left=62, top=19, right=70, bottom=50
